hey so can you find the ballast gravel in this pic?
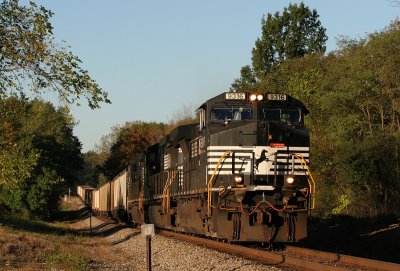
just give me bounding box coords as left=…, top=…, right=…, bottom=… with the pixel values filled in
left=71, top=214, right=287, bottom=271
left=105, top=226, right=285, bottom=271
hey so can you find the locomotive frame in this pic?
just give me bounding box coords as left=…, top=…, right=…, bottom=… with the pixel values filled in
left=90, top=92, right=315, bottom=243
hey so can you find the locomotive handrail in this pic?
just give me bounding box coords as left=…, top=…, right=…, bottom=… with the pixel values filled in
left=207, top=151, right=231, bottom=217
left=291, top=153, right=316, bottom=211
left=162, top=169, right=178, bottom=214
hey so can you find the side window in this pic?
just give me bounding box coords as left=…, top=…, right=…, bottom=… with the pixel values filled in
left=177, top=147, right=183, bottom=165
left=199, top=108, right=205, bottom=130
left=198, top=137, right=205, bottom=155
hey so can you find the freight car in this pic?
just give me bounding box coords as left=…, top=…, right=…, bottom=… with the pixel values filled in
left=77, top=185, right=94, bottom=206
left=92, top=92, right=315, bottom=244
left=89, top=168, right=129, bottom=219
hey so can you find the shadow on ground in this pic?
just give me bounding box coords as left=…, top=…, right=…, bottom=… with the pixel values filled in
left=294, top=214, right=400, bottom=264
left=0, top=200, right=131, bottom=239
left=51, top=205, right=92, bottom=223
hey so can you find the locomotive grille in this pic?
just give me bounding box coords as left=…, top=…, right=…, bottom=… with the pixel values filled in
left=271, top=148, right=310, bottom=175
left=207, top=146, right=309, bottom=175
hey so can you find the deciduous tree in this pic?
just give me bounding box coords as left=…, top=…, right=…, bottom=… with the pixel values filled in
left=102, top=121, right=168, bottom=179
left=0, top=97, right=83, bottom=217
left=0, top=0, right=110, bottom=108
left=252, top=2, right=327, bottom=79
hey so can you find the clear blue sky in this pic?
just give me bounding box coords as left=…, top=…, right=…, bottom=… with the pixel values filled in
left=31, top=0, right=399, bottom=152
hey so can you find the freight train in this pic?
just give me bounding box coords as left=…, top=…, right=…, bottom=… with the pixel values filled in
left=82, top=92, right=315, bottom=243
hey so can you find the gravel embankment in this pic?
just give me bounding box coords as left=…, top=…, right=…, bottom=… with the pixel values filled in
left=72, top=215, right=286, bottom=271
left=107, top=227, right=285, bottom=271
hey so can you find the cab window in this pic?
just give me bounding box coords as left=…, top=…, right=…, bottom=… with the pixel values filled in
left=262, top=108, right=302, bottom=125
left=211, top=107, right=252, bottom=121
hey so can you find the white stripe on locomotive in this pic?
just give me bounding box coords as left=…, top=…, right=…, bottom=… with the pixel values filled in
left=206, top=146, right=310, bottom=175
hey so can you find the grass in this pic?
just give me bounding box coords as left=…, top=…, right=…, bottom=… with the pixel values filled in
left=0, top=217, right=93, bottom=270
left=0, top=196, right=134, bottom=270
left=0, top=213, right=112, bottom=271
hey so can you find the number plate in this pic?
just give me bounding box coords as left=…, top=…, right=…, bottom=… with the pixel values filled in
left=267, top=94, right=287, bottom=101
left=225, top=93, right=246, bottom=100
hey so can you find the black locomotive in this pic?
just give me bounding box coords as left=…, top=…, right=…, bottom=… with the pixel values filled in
left=119, top=92, right=315, bottom=243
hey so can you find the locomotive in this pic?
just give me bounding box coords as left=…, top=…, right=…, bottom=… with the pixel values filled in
left=91, top=92, right=315, bottom=243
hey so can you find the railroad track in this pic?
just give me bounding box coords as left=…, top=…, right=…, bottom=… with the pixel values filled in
left=159, top=230, right=400, bottom=271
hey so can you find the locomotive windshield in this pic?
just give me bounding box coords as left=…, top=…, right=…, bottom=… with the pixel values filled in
left=262, top=108, right=302, bottom=125
left=211, top=107, right=252, bottom=121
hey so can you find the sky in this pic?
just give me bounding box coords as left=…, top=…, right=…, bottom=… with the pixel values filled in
left=29, top=0, right=400, bottom=152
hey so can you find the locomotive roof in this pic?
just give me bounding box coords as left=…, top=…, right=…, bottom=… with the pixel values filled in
left=159, top=122, right=197, bottom=146
left=197, top=92, right=309, bottom=114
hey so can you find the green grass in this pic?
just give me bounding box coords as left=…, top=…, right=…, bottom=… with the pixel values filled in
left=0, top=214, right=93, bottom=271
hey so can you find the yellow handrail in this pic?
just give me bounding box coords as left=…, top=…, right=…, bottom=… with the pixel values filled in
left=162, top=170, right=177, bottom=214
left=207, top=151, right=231, bottom=217
left=292, top=153, right=316, bottom=210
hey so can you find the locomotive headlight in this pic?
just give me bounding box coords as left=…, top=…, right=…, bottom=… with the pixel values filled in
left=286, top=176, right=295, bottom=184
left=249, top=94, right=264, bottom=101
left=284, top=175, right=296, bottom=188
left=234, top=175, right=243, bottom=183
left=233, top=175, right=244, bottom=187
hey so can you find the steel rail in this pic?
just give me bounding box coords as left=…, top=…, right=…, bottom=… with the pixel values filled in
left=159, top=230, right=400, bottom=271
left=285, top=246, right=400, bottom=271
left=159, top=230, right=351, bottom=271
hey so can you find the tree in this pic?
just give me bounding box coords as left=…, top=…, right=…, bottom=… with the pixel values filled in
left=0, top=97, right=83, bottom=217
left=230, top=65, right=257, bottom=92
left=307, top=26, right=400, bottom=217
left=256, top=20, right=400, bottom=217
left=168, top=104, right=197, bottom=126
left=0, top=0, right=110, bottom=109
left=76, top=150, right=106, bottom=188
left=251, top=2, right=327, bottom=80
left=102, top=121, right=168, bottom=180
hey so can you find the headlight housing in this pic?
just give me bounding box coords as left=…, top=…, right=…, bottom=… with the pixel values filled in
left=284, top=175, right=297, bottom=188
